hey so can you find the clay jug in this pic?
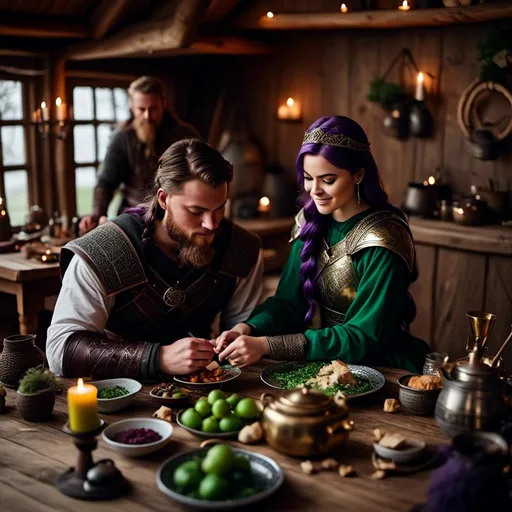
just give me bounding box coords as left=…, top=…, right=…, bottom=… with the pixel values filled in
left=0, top=334, right=45, bottom=388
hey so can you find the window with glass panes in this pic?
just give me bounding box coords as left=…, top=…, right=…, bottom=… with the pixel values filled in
left=0, top=79, right=31, bottom=227
left=72, top=85, right=130, bottom=217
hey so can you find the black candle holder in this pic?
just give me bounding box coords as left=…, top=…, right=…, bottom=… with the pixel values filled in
left=56, top=420, right=130, bottom=500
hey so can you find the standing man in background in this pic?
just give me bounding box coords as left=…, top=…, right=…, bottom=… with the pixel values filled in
left=79, top=75, right=198, bottom=235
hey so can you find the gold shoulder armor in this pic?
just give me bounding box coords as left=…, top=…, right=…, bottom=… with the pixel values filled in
left=346, top=211, right=415, bottom=274
left=289, top=208, right=306, bottom=243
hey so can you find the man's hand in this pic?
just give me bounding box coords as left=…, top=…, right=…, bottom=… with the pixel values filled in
left=79, top=215, right=108, bottom=236
left=213, top=323, right=251, bottom=354
left=218, top=335, right=268, bottom=368
left=158, top=336, right=215, bottom=375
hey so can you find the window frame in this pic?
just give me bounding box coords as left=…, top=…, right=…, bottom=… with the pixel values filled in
left=0, top=72, right=39, bottom=227
left=68, top=76, right=132, bottom=218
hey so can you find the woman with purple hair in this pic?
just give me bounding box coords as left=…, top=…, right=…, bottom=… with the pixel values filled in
left=215, top=115, right=430, bottom=373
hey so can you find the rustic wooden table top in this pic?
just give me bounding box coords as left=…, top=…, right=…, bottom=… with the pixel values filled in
left=0, top=252, right=60, bottom=282
left=0, top=362, right=448, bottom=512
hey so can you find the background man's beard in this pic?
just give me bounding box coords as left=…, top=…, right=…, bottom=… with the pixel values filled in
left=165, top=216, right=215, bottom=268
left=132, top=118, right=156, bottom=158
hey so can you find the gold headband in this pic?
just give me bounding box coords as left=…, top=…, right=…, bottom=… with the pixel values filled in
left=302, top=127, right=371, bottom=151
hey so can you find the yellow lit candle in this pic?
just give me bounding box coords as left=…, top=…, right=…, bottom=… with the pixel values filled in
left=415, top=72, right=425, bottom=101
left=41, top=101, right=49, bottom=121
left=340, top=3, right=348, bottom=13
left=67, top=378, right=101, bottom=433
left=267, top=11, right=274, bottom=18
left=398, top=0, right=410, bottom=10
left=258, top=196, right=271, bottom=214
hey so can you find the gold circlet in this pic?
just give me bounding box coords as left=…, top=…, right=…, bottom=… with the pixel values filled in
left=302, top=127, right=371, bottom=151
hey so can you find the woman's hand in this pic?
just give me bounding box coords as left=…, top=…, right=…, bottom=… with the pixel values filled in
left=214, top=323, right=252, bottom=354
left=218, top=335, right=269, bottom=368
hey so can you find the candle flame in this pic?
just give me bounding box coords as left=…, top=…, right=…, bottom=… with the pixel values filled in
left=267, top=11, right=274, bottom=18
left=259, top=197, right=270, bottom=207
left=77, top=378, right=84, bottom=390
left=1, top=210, right=5, bottom=216
left=418, top=72, right=424, bottom=83
left=391, top=109, right=400, bottom=119
left=42, top=255, right=47, bottom=262
left=423, top=180, right=428, bottom=186
left=428, top=176, right=436, bottom=185
left=0, top=197, right=3, bottom=205
left=402, top=1, right=408, bottom=7
left=340, top=3, right=348, bottom=12
left=45, top=249, right=51, bottom=254
left=56, top=97, right=62, bottom=106
left=41, top=101, right=47, bottom=109
left=455, top=208, right=464, bottom=215
left=286, top=97, right=294, bottom=107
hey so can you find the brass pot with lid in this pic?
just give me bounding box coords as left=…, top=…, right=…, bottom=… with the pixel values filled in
left=260, top=387, right=354, bottom=457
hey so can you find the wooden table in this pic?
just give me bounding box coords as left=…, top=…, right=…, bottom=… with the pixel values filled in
left=0, top=252, right=61, bottom=335
left=0, top=362, right=448, bottom=512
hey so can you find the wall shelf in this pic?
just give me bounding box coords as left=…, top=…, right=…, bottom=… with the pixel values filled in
left=237, top=4, right=512, bottom=30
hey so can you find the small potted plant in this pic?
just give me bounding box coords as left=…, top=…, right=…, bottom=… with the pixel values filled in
left=16, top=367, right=62, bottom=422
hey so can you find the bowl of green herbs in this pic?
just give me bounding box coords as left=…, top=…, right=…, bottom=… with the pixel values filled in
left=260, top=362, right=385, bottom=400
left=89, top=378, right=142, bottom=413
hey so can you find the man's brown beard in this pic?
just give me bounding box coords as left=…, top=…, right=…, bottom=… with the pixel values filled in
left=164, top=215, right=215, bottom=268
left=132, top=118, right=156, bottom=158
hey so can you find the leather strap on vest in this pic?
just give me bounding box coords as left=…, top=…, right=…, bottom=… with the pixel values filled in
left=62, top=331, right=157, bottom=380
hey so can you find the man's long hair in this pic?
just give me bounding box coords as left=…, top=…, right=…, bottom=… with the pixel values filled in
left=126, top=138, right=233, bottom=246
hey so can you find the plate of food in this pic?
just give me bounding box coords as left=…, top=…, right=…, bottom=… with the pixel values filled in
left=260, top=360, right=385, bottom=399
left=150, top=382, right=192, bottom=407
left=174, top=362, right=241, bottom=390
left=156, top=443, right=284, bottom=509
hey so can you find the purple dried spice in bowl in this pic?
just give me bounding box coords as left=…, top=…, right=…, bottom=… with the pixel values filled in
left=113, top=427, right=162, bottom=445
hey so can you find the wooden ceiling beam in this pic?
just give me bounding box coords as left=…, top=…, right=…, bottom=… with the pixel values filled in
left=204, top=0, right=240, bottom=23
left=0, top=18, right=89, bottom=39
left=90, top=0, right=133, bottom=40
left=236, top=4, right=512, bottom=30
left=67, top=0, right=212, bottom=61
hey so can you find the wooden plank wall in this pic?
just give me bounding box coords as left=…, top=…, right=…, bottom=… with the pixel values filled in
left=226, top=20, right=512, bottom=207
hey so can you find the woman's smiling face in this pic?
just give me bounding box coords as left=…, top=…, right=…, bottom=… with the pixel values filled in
left=302, top=154, right=363, bottom=215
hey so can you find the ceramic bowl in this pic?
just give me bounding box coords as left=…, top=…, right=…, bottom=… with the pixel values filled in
left=156, top=446, right=284, bottom=509
left=149, top=383, right=192, bottom=408
left=176, top=409, right=241, bottom=439
left=373, top=438, right=427, bottom=464
left=397, top=374, right=441, bottom=416
left=102, top=418, right=173, bottom=457
left=174, top=365, right=241, bottom=391
left=89, top=378, right=142, bottom=413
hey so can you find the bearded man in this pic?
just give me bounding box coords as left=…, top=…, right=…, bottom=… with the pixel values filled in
left=79, top=75, right=198, bottom=235
left=47, top=139, right=262, bottom=380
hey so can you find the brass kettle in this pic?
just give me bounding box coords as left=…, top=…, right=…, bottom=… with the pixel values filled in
left=260, top=387, right=354, bottom=457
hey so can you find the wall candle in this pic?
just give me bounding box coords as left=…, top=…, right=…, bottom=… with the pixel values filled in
left=415, top=72, right=425, bottom=101
left=55, top=97, right=66, bottom=122
left=40, top=101, right=49, bottom=121
left=67, top=378, right=101, bottom=433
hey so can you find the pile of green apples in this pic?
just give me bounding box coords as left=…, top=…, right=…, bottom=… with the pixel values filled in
left=180, top=390, right=260, bottom=434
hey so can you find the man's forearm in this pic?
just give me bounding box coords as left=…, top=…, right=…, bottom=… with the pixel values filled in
left=62, top=331, right=161, bottom=380
left=92, top=185, right=114, bottom=218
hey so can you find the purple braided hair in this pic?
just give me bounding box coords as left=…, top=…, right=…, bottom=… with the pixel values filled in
left=296, top=116, right=417, bottom=325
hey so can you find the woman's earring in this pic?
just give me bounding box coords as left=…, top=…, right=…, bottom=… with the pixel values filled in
left=357, top=182, right=361, bottom=204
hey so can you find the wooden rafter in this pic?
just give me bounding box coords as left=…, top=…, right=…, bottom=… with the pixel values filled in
left=67, top=0, right=212, bottom=61
left=236, top=4, right=512, bottom=30
left=0, top=17, right=89, bottom=39
left=204, top=0, right=240, bottom=23
left=90, top=0, right=133, bottom=40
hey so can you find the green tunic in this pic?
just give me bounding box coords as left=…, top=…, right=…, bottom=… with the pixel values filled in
left=248, top=209, right=430, bottom=373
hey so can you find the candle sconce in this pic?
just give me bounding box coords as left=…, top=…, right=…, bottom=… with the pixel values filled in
left=57, top=420, right=130, bottom=500
left=277, top=97, right=303, bottom=122
left=32, top=97, right=73, bottom=140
